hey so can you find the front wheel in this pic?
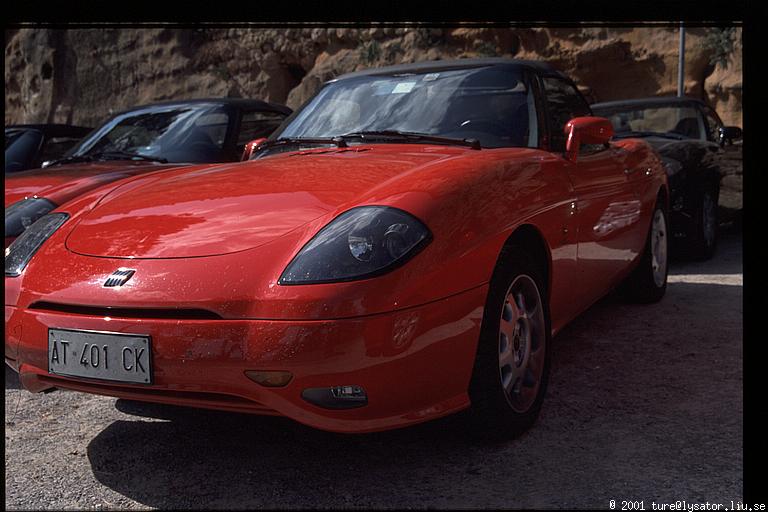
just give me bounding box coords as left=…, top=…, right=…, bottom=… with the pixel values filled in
left=468, top=245, right=551, bottom=439
left=621, top=200, right=669, bottom=303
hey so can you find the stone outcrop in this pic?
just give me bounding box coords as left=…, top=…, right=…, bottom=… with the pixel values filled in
left=5, top=26, right=742, bottom=128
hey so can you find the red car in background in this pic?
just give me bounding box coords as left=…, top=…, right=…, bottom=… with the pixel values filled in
left=5, top=98, right=291, bottom=246
left=5, top=59, right=669, bottom=437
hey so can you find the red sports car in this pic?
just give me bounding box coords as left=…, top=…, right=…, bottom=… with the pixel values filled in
left=5, top=59, right=669, bottom=437
left=5, top=98, right=291, bottom=247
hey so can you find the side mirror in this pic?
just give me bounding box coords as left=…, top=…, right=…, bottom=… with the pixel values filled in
left=719, top=126, right=742, bottom=146
left=241, top=138, right=268, bottom=161
left=564, top=116, right=614, bottom=162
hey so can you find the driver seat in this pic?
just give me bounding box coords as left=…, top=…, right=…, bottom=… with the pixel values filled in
left=670, top=117, right=700, bottom=138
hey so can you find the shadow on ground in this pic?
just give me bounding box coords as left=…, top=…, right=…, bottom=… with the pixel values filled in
left=86, top=251, right=742, bottom=508
left=88, top=402, right=485, bottom=508
left=5, top=364, right=22, bottom=390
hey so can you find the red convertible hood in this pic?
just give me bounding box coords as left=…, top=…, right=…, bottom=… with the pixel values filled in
left=65, top=146, right=465, bottom=259
left=4, top=161, right=182, bottom=207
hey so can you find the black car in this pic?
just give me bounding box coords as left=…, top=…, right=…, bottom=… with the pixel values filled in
left=5, top=99, right=293, bottom=240
left=49, top=98, right=293, bottom=167
left=5, top=124, right=93, bottom=173
left=592, top=96, right=742, bottom=259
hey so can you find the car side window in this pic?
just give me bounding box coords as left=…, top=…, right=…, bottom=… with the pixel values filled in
left=237, top=111, right=286, bottom=148
left=541, top=77, right=591, bottom=152
left=193, top=111, right=230, bottom=148
left=39, top=136, right=85, bottom=164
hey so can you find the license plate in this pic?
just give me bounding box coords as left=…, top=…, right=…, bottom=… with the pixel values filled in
left=48, top=328, right=152, bottom=384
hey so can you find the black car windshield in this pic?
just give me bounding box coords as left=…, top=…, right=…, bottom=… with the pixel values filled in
left=5, top=128, right=35, bottom=149
left=5, top=129, right=43, bottom=172
left=67, top=103, right=233, bottom=163
left=271, top=66, right=538, bottom=151
left=593, top=104, right=705, bottom=140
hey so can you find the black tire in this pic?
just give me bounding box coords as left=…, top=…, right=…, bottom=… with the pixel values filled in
left=621, top=199, right=669, bottom=304
left=467, top=244, right=552, bottom=440
left=687, top=185, right=719, bottom=261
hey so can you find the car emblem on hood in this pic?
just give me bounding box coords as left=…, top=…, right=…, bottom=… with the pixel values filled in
left=103, top=268, right=136, bottom=287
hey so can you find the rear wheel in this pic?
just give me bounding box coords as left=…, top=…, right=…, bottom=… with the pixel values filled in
left=621, top=200, right=668, bottom=303
left=468, top=245, right=551, bottom=439
left=687, top=186, right=719, bottom=260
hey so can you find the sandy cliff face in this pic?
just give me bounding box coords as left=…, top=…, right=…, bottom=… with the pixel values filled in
left=4, top=26, right=742, bottom=128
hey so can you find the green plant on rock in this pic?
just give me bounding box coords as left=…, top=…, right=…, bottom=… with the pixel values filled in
left=359, top=40, right=381, bottom=64
left=212, top=64, right=230, bottom=81
left=384, top=41, right=403, bottom=63
left=474, top=41, right=499, bottom=58
left=703, top=27, right=736, bottom=70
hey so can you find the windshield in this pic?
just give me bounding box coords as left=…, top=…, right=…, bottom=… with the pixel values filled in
left=593, top=104, right=705, bottom=140
left=272, top=66, right=538, bottom=150
left=68, top=103, right=234, bottom=163
left=6, top=129, right=26, bottom=149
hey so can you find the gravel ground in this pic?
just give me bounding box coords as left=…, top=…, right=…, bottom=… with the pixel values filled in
left=5, top=229, right=743, bottom=510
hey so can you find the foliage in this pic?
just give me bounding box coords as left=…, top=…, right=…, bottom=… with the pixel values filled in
left=359, top=40, right=381, bottom=64
left=384, top=41, right=402, bottom=63
left=212, top=64, right=230, bottom=81
left=474, top=41, right=499, bottom=58
left=702, top=27, right=736, bottom=70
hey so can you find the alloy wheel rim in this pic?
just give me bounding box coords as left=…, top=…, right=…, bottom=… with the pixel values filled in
left=651, top=208, right=668, bottom=287
left=498, top=274, right=546, bottom=413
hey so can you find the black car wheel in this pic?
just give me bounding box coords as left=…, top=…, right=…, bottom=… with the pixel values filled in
left=468, top=244, right=551, bottom=440
left=688, top=185, right=719, bottom=260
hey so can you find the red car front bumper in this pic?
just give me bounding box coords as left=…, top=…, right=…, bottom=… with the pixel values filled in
left=5, top=284, right=487, bottom=433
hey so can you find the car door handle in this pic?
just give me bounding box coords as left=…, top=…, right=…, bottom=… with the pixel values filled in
left=623, top=168, right=637, bottom=175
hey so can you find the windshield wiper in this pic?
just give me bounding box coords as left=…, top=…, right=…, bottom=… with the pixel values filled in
left=90, top=151, right=168, bottom=163
left=613, top=131, right=687, bottom=141
left=43, top=154, right=99, bottom=167
left=259, top=137, right=349, bottom=151
left=255, top=132, right=481, bottom=156
left=339, top=130, right=481, bottom=150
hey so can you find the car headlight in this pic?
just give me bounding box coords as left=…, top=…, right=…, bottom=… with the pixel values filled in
left=5, top=213, right=69, bottom=277
left=279, top=206, right=432, bottom=285
left=5, top=197, right=57, bottom=237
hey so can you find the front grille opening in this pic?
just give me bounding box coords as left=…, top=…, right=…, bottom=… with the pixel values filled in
left=29, top=301, right=223, bottom=320
left=37, top=375, right=277, bottom=414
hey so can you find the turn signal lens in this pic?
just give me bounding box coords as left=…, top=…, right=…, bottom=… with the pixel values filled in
left=244, top=370, right=293, bottom=387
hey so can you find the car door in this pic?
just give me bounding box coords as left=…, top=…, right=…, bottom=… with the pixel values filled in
left=541, top=76, right=642, bottom=304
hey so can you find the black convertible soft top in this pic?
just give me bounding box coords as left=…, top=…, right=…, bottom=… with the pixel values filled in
left=334, top=58, right=569, bottom=82
left=5, top=124, right=93, bottom=138
left=107, top=98, right=293, bottom=118
left=592, top=96, right=708, bottom=110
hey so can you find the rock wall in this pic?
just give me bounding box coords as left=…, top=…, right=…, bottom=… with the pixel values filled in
left=4, top=26, right=742, bottom=128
